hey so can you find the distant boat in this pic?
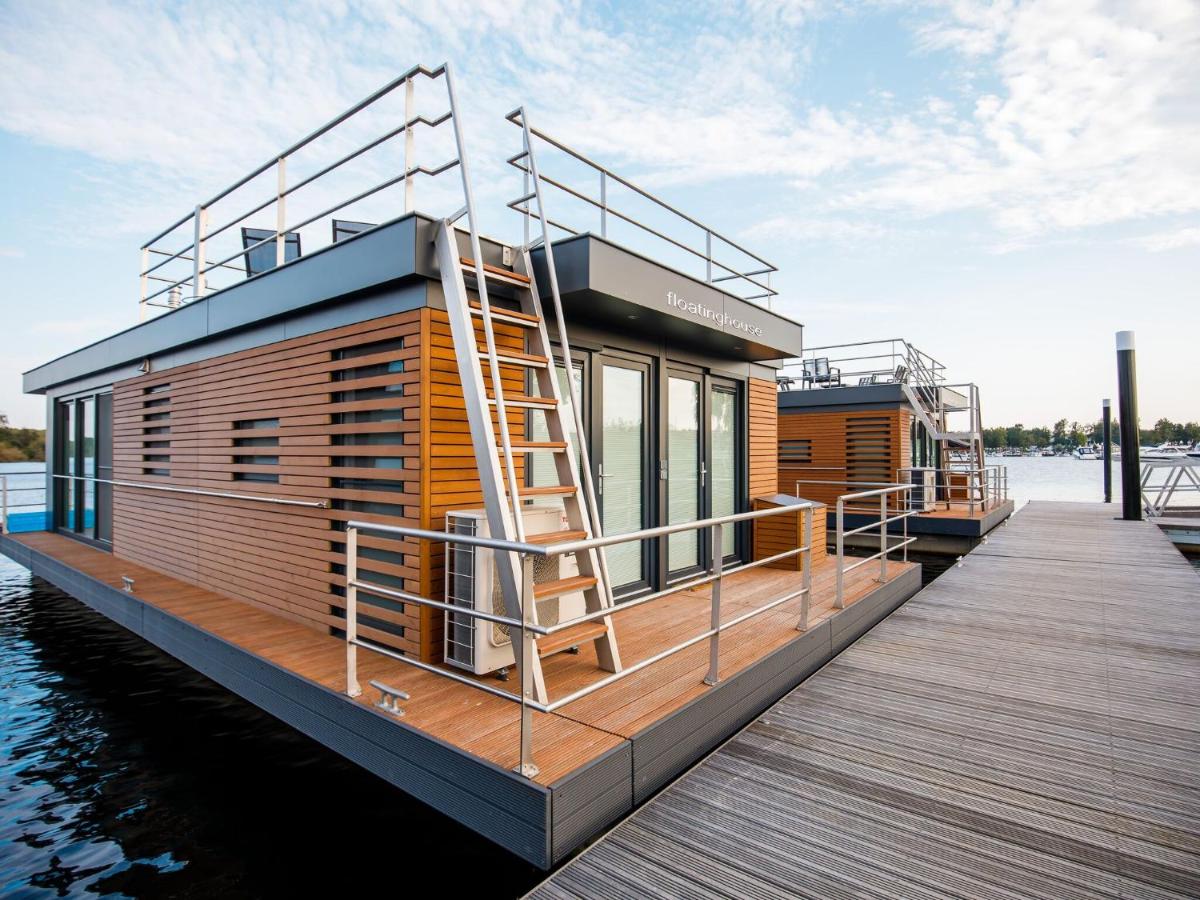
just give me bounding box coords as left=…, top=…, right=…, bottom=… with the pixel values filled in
left=1074, top=446, right=1099, bottom=460
left=1041, top=449, right=1055, bottom=457
left=1002, top=449, right=1022, bottom=458
left=1143, top=444, right=1188, bottom=460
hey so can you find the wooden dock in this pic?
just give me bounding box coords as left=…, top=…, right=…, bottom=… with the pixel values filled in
left=530, top=501, right=1200, bottom=899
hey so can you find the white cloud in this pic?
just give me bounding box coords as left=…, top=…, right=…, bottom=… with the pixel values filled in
left=0, top=246, right=24, bottom=258
left=1135, top=226, right=1200, bottom=252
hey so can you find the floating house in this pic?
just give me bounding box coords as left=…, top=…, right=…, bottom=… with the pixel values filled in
left=0, top=64, right=923, bottom=867
left=776, top=340, right=1014, bottom=555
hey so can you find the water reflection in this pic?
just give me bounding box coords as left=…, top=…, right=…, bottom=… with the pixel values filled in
left=0, top=559, right=540, bottom=898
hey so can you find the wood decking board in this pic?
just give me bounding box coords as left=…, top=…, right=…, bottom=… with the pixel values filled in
left=531, top=501, right=1200, bottom=899
left=9, top=529, right=912, bottom=788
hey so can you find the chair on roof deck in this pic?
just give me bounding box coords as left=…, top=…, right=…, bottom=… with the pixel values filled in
left=892, top=364, right=909, bottom=383
left=777, top=375, right=796, bottom=391
left=859, top=374, right=879, bottom=386
left=241, top=227, right=301, bottom=277
left=803, top=357, right=840, bottom=388
left=332, top=219, right=376, bottom=242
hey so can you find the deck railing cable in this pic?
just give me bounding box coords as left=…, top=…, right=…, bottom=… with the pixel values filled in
left=343, top=502, right=814, bottom=779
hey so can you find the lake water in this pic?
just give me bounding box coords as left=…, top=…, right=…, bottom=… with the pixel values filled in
left=0, top=456, right=1195, bottom=896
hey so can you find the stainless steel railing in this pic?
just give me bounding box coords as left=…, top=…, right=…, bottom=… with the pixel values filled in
left=344, top=502, right=815, bottom=778
left=896, top=465, right=1007, bottom=515
left=504, top=110, right=779, bottom=307
left=778, top=338, right=946, bottom=391
left=834, top=485, right=917, bottom=609
left=1141, top=458, right=1200, bottom=515
left=46, top=473, right=327, bottom=508
left=138, top=63, right=460, bottom=320
left=0, top=466, right=47, bottom=534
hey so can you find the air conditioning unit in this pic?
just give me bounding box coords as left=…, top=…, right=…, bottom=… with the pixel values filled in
left=909, top=468, right=937, bottom=512
left=444, top=505, right=588, bottom=676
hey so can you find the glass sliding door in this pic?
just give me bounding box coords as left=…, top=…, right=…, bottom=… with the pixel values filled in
left=53, top=393, right=113, bottom=544
left=529, top=361, right=584, bottom=488
left=710, top=385, right=738, bottom=559
left=666, top=374, right=702, bottom=576
left=599, top=360, right=651, bottom=594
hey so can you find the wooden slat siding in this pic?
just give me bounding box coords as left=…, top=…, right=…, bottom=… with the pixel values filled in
left=111, top=311, right=424, bottom=656
left=751, top=497, right=827, bottom=570
left=420, top=306, right=528, bottom=663
left=532, top=501, right=1200, bottom=899
left=778, top=408, right=909, bottom=509
left=747, top=378, right=777, bottom=499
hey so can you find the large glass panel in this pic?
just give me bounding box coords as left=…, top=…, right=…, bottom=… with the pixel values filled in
left=711, top=389, right=737, bottom=557
left=96, top=393, right=113, bottom=543
left=81, top=397, right=95, bottom=537
left=601, top=365, right=645, bottom=588
left=60, top=401, right=76, bottom=531
left=667, top=377, right=700, bottom=571
left=530, top=363, right=583, bottom=487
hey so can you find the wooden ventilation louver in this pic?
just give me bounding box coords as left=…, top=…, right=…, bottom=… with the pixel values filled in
left=111, top=311, right=423, bottom=657
left=846, top=415, right=893, bottom=485
left=779, top=439, right=812, bottom=465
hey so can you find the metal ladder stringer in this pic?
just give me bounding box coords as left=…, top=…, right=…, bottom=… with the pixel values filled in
left=436, top=227, right=623, bottom=705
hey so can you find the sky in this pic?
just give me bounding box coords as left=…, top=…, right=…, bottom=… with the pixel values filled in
left=0, top=0, right=1197, bottom=430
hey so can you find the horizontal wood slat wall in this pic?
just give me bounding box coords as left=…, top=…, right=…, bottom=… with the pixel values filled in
left=748, top=378, right=778, bottom=499
left=778, top=408, right=911, bottom=510
left=112, top=311, right=423, bottom=656
left=421, top=306, right=527, bottom=662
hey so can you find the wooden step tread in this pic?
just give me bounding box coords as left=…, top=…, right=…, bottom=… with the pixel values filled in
left=460, top=256, right=532, bottom=285
left=468, top=300, right=541, bottom=324
left=525, top=529, right=588, bottom=545
left=516, top=484, right=577, bottom=497
left=503, top=440, right=568, bottom=451
left=537, top=620, right=609, bottom=658
left=533, top=574, right=598, bottom=600
left=488, top=394, right=557, bottom=407
left=478, top=348, right=549, bottom=365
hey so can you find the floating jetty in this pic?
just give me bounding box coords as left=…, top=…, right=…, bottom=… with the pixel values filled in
left=530, top=501, right=1200, bottom=898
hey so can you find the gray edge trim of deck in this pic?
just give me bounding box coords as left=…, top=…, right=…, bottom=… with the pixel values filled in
left=0, top=533, right=554, bottom=867
left=833, top=498, right=1015, bottom=539
left=0, top=535, right=923, bottom=871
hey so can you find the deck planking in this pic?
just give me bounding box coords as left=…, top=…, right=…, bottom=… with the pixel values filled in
left=6, top=530, right=914, bottom=787
left=531, top=501, right=1200, bottom=899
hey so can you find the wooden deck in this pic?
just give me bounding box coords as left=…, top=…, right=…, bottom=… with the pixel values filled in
left=531, top=501, right=1200, bottom=898
left=4, top=531, right=914, bottom=787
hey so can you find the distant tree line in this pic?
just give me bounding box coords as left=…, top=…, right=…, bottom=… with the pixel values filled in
left=0, top=413, right=46, bottom=462
left=984, top=417, right=1200, bottom=450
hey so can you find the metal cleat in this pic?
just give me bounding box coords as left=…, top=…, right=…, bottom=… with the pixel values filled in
left=369, top=680, right=410, bottom=717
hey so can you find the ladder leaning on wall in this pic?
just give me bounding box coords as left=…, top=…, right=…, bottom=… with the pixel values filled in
left=434, top=88, right=620, bottom=706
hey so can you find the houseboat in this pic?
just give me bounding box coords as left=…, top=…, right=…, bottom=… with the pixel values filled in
left=0, top=63, right=923, bottom=868
left=775, top=340, right=1014, bottom=557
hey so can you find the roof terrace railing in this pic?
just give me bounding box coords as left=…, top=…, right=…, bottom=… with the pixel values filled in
left=778, top=338, right=946, bottom=392
left=504, top=110, right=780, bottom=308
left=138, top=63, right=461, bottom=320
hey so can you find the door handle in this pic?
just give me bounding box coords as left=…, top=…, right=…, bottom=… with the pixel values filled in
left=597, top=463, right=605, bottom=497
left=700, top=462, right=706, bottom=487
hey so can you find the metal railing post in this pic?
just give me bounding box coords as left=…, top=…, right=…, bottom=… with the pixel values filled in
left=139, top=247, right=149, bottom=321
left=275, top=157, right=287, bottom=268
left=345, top=526, right=361, bottom=697
left=705, top=230, right=713, bottom=282
left=835, top=499, right=845, bottom=609
left=193, top=205, right=208, bottom=298
left=878, top=491, right=888, bottom=583
left=404, top=76, right=415, bottom=212
left=600, top=170, right=607, bottom=238
left=969, top=468, right=977, bottom=516
left=1, top=475, right=7, bottom=534
left=518, top=553, right=540, bottom=778
left=798, top=506, right=811, bottom=631
left=704, top=523, right=723, bottom=685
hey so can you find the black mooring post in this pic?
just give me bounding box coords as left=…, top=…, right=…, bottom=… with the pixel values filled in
left=1116, top=331, right=1141, bottom=520
left=1102, top=399, right=1112, bottom=503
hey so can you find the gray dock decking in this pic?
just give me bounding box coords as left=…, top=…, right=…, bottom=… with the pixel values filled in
left=530, top=501, right=1200, bottom=899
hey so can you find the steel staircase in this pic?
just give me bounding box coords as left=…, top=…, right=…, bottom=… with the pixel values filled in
left=434, top=94, right=620, bottom=705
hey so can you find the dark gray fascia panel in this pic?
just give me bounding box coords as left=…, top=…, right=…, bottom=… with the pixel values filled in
left=778, top=383, right=907, bottom=410
left=532, top=235, right=804, bottom=362
left=24, top=215, right=426, bottom=394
